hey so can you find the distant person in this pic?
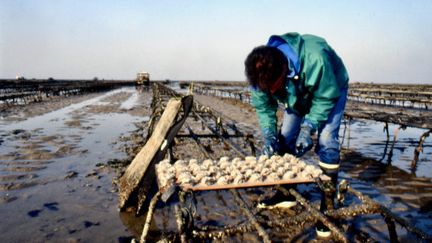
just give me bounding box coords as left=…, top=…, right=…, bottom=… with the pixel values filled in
left=245, top=32, right=349, bottom=170
left=245, top=32, right=349, bottom=237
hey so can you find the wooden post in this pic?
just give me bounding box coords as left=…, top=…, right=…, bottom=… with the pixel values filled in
left=411, top=129, right=432, bottom=171
left=139, top=191, right=161, bottom=243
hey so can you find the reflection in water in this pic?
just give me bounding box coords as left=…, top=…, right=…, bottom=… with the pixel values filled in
left=339, top=120, right=432, bottom=238
left=341, top=120, right=432, bottom=177
left=0, top=87, right=151, bottom=242
left=341, top=149, right=432, bottom=212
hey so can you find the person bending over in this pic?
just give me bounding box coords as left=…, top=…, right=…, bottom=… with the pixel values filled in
left=245, top=32, right=349, bottom=170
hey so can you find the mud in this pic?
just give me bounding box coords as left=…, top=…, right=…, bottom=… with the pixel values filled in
left=0, top=92, right=103, bottom=122
left=0, top=87, right=152, bottom=242
left=1, top=84, right=431, bottom=242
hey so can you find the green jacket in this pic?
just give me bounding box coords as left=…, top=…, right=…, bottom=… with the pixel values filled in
left=251, top=33, right=349, bottom=136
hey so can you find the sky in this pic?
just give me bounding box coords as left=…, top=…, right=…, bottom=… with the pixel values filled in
left=1, top=0, right=431, bottom=84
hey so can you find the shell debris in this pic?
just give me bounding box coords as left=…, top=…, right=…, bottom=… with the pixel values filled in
left=155, top=154, right=324, bottom=189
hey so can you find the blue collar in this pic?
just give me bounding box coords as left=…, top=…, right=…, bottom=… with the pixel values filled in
left=267, top=36, right=300, bottom=78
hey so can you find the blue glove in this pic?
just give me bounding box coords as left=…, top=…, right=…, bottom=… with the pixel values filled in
left=295, top=121, right=316, bottom=156
left=262, top=144, right=278, bottom=157
left=262, top=128, right=280, bottom=156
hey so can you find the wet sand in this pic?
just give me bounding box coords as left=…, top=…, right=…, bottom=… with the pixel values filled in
left=1, top=85, right=431, bottom=242
left=0, top=87, right=152, bottom=242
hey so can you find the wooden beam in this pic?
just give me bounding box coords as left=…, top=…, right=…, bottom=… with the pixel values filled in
left=177, top=175, right=330, bottom=191
left=118, top=98, right=183, bottom=209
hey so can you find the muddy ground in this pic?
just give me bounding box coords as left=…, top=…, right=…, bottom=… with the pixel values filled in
left=0, top=87, right=152, bottom=242
left=1, top=85, right=431, bottom=242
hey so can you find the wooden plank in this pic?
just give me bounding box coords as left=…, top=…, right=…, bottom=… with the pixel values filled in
left=184, top=175, right=330, bottom=191
left=156, top=173, right=330, bottom=192
left=118, top=98, right=183, bottom=209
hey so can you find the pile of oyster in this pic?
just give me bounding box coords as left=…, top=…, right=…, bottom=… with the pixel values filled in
left=155, top=153, right=323, bottom=189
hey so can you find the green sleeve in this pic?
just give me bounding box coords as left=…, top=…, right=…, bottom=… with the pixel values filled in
left=303, top=50, right=343, bottom=128
left=251, top=89, right=279, bottom=135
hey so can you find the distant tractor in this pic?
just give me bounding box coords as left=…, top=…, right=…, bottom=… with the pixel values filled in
left=136, top=72, right=150, bottom=85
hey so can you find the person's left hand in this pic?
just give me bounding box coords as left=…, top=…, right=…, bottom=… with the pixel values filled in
left=295, top=122, right=315, bottom=156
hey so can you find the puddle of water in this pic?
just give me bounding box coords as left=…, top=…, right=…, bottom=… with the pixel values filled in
left=341, top=120, right=432, bottom=177
left=0, top=87, right=150, bottom=242
left=120, top=92, right=139, bottom=110
left=0, top=88, right=130, bottom=130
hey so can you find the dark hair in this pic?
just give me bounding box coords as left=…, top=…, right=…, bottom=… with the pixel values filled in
left=244, top=45, right=288, bottom=91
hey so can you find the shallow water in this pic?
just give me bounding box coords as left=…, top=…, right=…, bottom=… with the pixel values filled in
left=336, top=120, right=432, bottom=239
left=342, top=120, right=432, bottom=177
left=0, top=87, right=149, bottom=242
